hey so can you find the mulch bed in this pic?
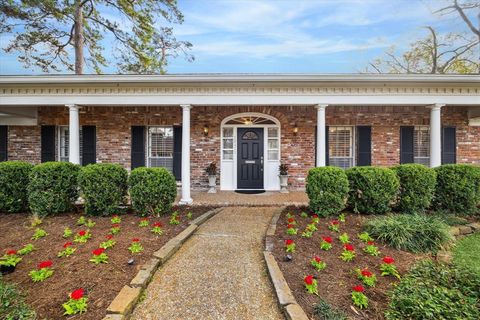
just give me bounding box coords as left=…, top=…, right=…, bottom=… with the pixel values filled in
left=271, top=206, right=427, bottom=320
left=0, top=205, right=215, bottom=320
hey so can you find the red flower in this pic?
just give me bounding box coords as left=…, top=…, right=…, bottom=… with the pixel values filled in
left=353, top=285, right=365, bottom=293
left=361, top=269, right=373, bottom=277
left=78, top=230, right=87, bottom=236
left=141, top=218, right=148, bottom=221
left=63, top=242, right=73, bottom=248
left=38, top=260, right=52, bottom=269
left=312, top=214, right=319, bottom=219
left=92, top=248, right=105, bottom=256
left=70, top=288, right=84, bottom=300
left=112, top=215, right=118, bottom=218
left=383, top=256, right=395, bottom=264
left=6, top=250, right=17, bottom=255
left=287, top=218, right=295, bottom=223
left=331, top=220, right=339, bottom=225
left=106, top=235, right=113, bottom=240
left=153, top=222, right=162, bottom=227
left=322, top=236, right=332, bottom=243
left=285, top=239, right=294, bottom=246
left=132, top=238, right=140, bottom=242
left=304, top=275, right=314, bottom=285
left=287, top=224, right=295, bottom=229
left=111, top=224, right=120, bottom=228
left=367, top=241, right=375, bottom=245
left=314, top=256, right=321, bottom=263
left=344, top=244, right=354, bottom=251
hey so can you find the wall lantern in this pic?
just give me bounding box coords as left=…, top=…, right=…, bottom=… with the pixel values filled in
left=203, top=125, right=209, bottom=136
left=293, top=123, right=299, bottom=135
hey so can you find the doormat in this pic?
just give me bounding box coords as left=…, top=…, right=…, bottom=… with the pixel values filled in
left=235, top=190, right=266, bottom=195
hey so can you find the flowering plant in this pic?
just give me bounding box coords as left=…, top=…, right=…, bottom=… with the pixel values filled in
left=287, top=217, right=296, bottom=225
left=58, top=242, right=77, bottom=257
left=306, top=223, right=317, bottom=232
left=0, top=250, right=22, bottom=267
left=286, top=224, right=298, bottom=235
left=74, top=230, right=92, bottom=243
left=286, top=212, right=293, bottom=219
left=63, top=227, right=73, bottom=238
left=340, top=244, right=356, bottom=262
left=320, top=236, right=333, bottom=250
left=304, top=275, right=318, bottom=295
left=310, top=256, right=326, bottom=271
left=30, top=215, right=42, bottom=227
left=151, top=222, right=163, bottom=235
left=85, top=219, right=96, bottom=228
left=89, top=248, right=108, bottom=264
left=31, top=228, right=48, bottom=240
left=300, top=212, right=308, bottom=218
left=379, top=256, right=400, bottom=279
left=63, top=288, right=88, bottom=315
left=169, top=212, right=180, bottom=225
left=285, top=239, right=296, bottom=253
left=29, top=260, right=54, bottom=282
left=187, top=212, right=193, bottom=219
left=18, top=244, right=35, bottom=255
left=109, top=224, right=121, bottom=235
left=139, top=218, right=149, bottom=227
left=339, top=232, right=350, bottom=244
left=311, top=214, right=320, bottom=224
left=328, top=220, right=340, bottom=232
left=338, top=213, right=346, bottom=223
left=110, top=215, right=122, bottom=224
left=76, top=216, right=87, bottom=226
left=100, top=235, right=116, bottom=249
left=301, top=229, right=313, bottom=238
left=351, top=285, right=368, bottom=309
left=358, top=232, right=374, bottom=243
left=356, top=268, right=377, bottom=287
left=128, top=238, right=144, bottom=254
left=363, top=241, right=380, bottom=256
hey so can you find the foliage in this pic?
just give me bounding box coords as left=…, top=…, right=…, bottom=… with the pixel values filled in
left=434, top=164, right=480, bottom=215
left=285, top=239, right=296, bottom=253
left=139, top=218, right=149, bottom=227
left=358, top=232, right=374, bottom=243
left=205, top=162, right=217, bottom=175
left=328, top=220, right=340, bottom=232
left=0, top=276, right=36, bottom=319
left=63, top=227, right=73, bottom=238
left=31, top=228, right=48, bottom=240
left=453, top=233, right=480, bottom=277
left=0, top=161, right=33, bottom=213
left=99, top=236, right=116, bottom=250
left=392, top=164, right=436, bottom=214
left=169, top=212, right=180, bottom=225
left=110, top=215, right=121, bottom=224
left=17, top=244, right=35, bottom=256
left=364, top=214, right=452, bottom=253
left=57, top=242, right=76, bottom=258
left=346, top=167, right=399, bottom=215
left=79, top=164, right=128, bottom=216
left=63, top=289, right=87, bottom=315
left=363, top=243, right=380, bottom=256
left=310, top=256, right=326, bottom=271
left=306, top=167, right=349, bottom=216
left=76, top=216, right=87, bottom=226
left=28, top=162, right=80, bottom=216
left=29, top=261, right=54, bottom=282
left=110, top=224, right=121, bottom=235
left=279, top=163, right=289, bottom=175
left=151, top=222, right=163, bottom=235
left=0, top=252, right=21, bottom=267
left=339, top=233, right=350, bottom=244
left=313, top=299, right=347, bottom=320
left=380, top=257, right=401, bottom=279
left=128, top=239, right=144, bottom=254
left=89, top=248, right=108, bottom=264
left=340, top=244, right=356, bottom=262
left=356, top=269, right=377, bottom=287
left=304, top=275, right=318, bottom=295
left=74, top=230, right=91, bottom=243
left=385, top=260, right=480, bottom=320
left=351, top=287, right=368, bottom=309
left=128, top=167, right=176, bottom=216
left=320, top=236, right=332, bottom=251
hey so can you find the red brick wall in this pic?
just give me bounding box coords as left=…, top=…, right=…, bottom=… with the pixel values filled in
left=5, top=105, right=479, bottom=190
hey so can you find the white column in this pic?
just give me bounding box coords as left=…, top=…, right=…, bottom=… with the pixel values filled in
left=316, top=104, right=328, bottom=167
left=180, top=104, right=193, bottom=204
left=66, top=104, right=80, bottom=165
left=429, top=103, right=444, bottom=168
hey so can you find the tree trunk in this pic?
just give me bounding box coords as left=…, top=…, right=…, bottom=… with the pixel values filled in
left=74, top=0, right=84, bottom=74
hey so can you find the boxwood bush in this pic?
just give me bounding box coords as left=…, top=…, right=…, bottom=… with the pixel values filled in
left=78, top=163, right=128, bottom=216
left=434, top=164, right=480, bottom=215
left=364, top=214, right=452, bottom=253
left=385, top=260, right=480, bottom=320
left=28, top=162, right=80, bottom=216
left=0, top=161, right=33, bottom=213
left=392, top=164, right=436, bottom=214
left=306, top=167, right=349, bottom=216
left=129, top=167, right=177, bottom=216
left=346, top=166, right=399, bottom=214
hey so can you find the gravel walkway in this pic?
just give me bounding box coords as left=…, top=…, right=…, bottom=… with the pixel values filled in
left=131, top=207, right=284, bottom=320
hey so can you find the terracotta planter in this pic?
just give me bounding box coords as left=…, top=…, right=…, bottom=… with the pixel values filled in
left=208, top=175, right=217, bottom=193
left=279, top=175, right=289, bottom=193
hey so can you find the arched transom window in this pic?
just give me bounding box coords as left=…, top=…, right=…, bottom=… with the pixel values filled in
left=225, top=116, right=276, bottom=125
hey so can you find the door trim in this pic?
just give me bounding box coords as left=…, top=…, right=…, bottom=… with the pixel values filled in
left=236, top=127, right=264, bottom=190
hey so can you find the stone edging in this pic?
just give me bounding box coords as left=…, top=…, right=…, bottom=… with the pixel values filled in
left=103, top=208, right=223, bottom=320
left=264, top=207, right=310, bottom=320
left=437, top=222, right=480, bottom=263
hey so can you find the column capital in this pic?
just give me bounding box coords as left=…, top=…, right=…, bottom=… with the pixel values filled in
left=426, top=103, right=445, bottom=111
left=315, top=104, right=328, bottom=110
left=65, top=104, right=80, bottom=111
left=180, top=104, right=192, bottom=110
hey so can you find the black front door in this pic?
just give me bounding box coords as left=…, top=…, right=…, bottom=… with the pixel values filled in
left=237, top=128, right=264, bottom=189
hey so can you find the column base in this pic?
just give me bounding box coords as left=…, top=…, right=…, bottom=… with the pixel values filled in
left=179, top=198, right=193, bottom=205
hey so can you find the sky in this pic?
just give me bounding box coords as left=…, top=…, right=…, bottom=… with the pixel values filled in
left=0, top=0, right=474, bottom=74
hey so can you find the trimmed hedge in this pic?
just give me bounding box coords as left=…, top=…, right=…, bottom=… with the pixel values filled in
left=346, top=167, right=399, bottom=214
left=434, top=164, right=480, bottom=215
left=28, top=162, right=80, bottom=216
left=78, top=163, right=128, bottom=216
left=306, top=167, right=349, bottom=216
left=0, top=161, right=33, bottom=213
left=129, top=167, right=177, bottom=216
left=392, top=164, right=436, bottom=214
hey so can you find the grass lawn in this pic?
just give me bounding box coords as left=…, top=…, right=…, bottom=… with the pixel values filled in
left=453, top=233, right=480, bottom=276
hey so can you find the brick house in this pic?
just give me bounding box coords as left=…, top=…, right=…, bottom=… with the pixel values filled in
left=0, top=74, right=479, bottom=204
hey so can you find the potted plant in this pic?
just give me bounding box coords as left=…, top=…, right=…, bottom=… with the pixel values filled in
left=279, top=163, right=289, bottom=193
left=205, top=162, right=217, bottom=193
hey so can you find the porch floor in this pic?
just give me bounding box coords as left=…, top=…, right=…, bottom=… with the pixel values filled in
left=179, top=191, right=308, bottom=207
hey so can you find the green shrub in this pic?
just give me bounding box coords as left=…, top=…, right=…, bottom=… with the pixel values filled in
left=385, top=260, right=480, bottom=320
left=306, top=167, right=349, bottom=216
left=0, top=161, right=33, bottom=213
left=78, top=163, right=127, bottom=216
left=28, top=162, right=80, bottom=216
left=128, top=167, right=177, bottom=216
left=364, top=214, right=452, bottom=253
left=0, top=275, right=36, bottom=319
left=434, top=164, right=480, bottom=215
left=346, top=166, right=399, bottom=214
left=392, top=164, right=436, bottom=214
left=313, top=299, right=347, bottom=320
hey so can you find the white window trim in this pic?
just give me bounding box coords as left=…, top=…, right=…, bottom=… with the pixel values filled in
left=146, top=126, right=174, bottom=170
left=328, top=126, right=356, bottom=169
left=414, top=125, right=430, bottom=166
left=57, top=125, right=83, bottom=163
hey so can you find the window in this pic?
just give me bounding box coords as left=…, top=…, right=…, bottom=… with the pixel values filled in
left=58, top=126, right=83, bottom=163
left=329, top=126, right=354, bottom=169
left=414, top=126, right=430, bottom=166
left=222, top=127, right=234, bottom=160
left=148, top=127, right=174, bottom=171
left=267, top=127, right=279, bottom=160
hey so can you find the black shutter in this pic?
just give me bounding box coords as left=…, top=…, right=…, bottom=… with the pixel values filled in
left=400, top=126, right=414, bottom=164
left=173, top=126, right=182, bottom=181
left=314, top=126, right=329, bottom=166
left=131, top=126, right=145, bottom=169
left=442, top=127, right=456, bottom=164
left=41, top=125, right=56, bottom=162
left=325, top=126, right=329, bottom=166
left=82, top=125, right=96, bottom=166
left=357, top=126, right=372, bottom=166
left=0, top=126, right=7, bottom=162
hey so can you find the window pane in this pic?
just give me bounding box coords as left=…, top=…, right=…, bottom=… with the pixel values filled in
left=268, top=139, right=278, bottom=149
left=223, top=138, right=233, bottom=149
left=59, top=126, right=83, bottom=163
left=148, top=127, right=173, bottom=171
left=268, top=150, right=279, bottom=160
left=223, top=150, right=233, bottom=160
left=414, top=126, right=430, bottom=166
left=328, top=126, right=354, bottom=169
left=223, top=127, right=233, bottom=138
left=268, top=127, right=278, bottom=137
